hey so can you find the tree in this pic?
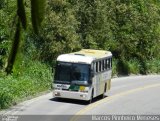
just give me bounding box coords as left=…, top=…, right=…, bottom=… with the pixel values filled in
left=110, top=0, right=160, bottom=74
left=29, top=0, right=81, bottom=64
left=5, top=0, right=46, bottom=74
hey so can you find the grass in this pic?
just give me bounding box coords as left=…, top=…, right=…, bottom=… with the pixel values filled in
left=126, top=59, right=140, bottom=74
left=0, top=59, right=52, bottom=109
left=146, top=59, right=160, bottom=74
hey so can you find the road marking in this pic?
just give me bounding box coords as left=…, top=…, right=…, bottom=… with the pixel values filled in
left=70, top=83, right=160, bottom=121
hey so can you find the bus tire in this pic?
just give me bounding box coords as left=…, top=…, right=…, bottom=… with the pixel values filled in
left=89, top=89, right=94, bottom=104
left=102, top=83, right=107, bottom=98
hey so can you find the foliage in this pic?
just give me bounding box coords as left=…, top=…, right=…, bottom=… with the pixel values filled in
left=31, top=0, right=46, bottom=33
left=38, top=0, right=81, bottom=63
left=109, top=0, right=160, bottom=74
left=5, top=0, right=46, bottom=74
left=0, top=0, right=16, bottom=70
left=112, top=59, right=118, bottom=77
left=126, top=59, right=140, bottom=74
left=146, top=58, right=160, bottom=74
left=0, top=58, right=51, bottom=109
left=34, top=0, right=160, bottom=72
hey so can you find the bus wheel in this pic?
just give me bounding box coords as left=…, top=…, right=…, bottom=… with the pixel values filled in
left=102, top=84, right=107, bottom=98
left=89, top=90, right=94, bottom=104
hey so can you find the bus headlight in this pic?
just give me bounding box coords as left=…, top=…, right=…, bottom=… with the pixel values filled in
left=54, top=92, right=61, bottom=96
left=80, top=94, right=86, bottom=98
left=79, top=86, right=89, bottom=93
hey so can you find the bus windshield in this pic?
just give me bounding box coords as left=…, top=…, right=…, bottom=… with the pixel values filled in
left=54, top=62, right=90, bottom=85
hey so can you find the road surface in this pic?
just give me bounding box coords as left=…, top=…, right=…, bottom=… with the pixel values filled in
left=0, top=75, right=160, bottom=121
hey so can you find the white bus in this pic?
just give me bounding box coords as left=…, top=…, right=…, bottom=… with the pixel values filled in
left=53, top=49, right=112, bottom=103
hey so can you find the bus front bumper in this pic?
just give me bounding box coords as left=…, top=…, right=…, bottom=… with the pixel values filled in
left=53, top=90, right=91, bottom=101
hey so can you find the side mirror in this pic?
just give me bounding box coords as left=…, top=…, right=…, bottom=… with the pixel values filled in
left=91, top=71, right=94, bottom=78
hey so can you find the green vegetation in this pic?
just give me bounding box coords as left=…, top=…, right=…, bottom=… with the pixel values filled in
left=0, top=60, right=51, bottom=109
left=0, top=0, right=160, bottom=109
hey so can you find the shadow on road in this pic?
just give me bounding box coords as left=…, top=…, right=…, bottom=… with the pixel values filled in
left=49, top=95, right=107, bottom=105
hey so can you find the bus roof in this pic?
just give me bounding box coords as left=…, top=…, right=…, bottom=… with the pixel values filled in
left=57, top=49, right=112, bottom=64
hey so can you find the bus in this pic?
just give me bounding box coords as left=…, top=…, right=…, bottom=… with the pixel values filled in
left=52, top=49, right=112, bottom=103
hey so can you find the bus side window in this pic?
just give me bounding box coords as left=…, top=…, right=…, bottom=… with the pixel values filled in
left=99, top=61, right=101, bottom=72
left=96, top=62, right=98, bottom=73
left=108, top=59, right=110, bottom=69
left=106, top=59, right=109, bottom=70
left=105, top=59, right=107, bottom=70
left=108, top=58, right=112, bottom=69
left=102, top=60, right=105, bottom=71
left=93, top=62, right=96, bottom=73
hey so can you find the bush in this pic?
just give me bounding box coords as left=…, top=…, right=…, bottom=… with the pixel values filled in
left=116, top=59, right=130, bottom=75
left=115, top=59, right=141, bottom=76
left=0, top=60, right=52, bottom=109
left=127, top=59, right=140, bottom=74
left=112, top=59, right=118, bottom=77
left=146, top=59, right=160, bottom=74
left=113, top=58, right=160, bottom=76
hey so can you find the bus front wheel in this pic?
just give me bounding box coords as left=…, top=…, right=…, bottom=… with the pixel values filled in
left=89, top=89, right=94, bottom=104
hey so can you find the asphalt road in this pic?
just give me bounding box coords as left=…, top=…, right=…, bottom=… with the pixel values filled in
left=1, top=75, right=160, bottom=121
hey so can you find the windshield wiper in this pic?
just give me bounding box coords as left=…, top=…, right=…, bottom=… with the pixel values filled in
left=54, top=80, right=70, bottom=84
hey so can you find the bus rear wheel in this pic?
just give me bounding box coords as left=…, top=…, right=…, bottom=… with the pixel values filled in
left=102, top=83, right=107, bottom=98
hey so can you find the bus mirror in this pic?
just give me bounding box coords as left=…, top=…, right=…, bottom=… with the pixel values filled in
left=91, top=71, right=94, bottom=78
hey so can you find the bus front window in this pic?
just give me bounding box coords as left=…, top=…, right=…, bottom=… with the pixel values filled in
left=54, top=62, right=71, bottom=84
left=72, top=64, right=89, bottom=83
left=54, top=62, right=90, bottom=85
